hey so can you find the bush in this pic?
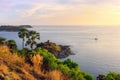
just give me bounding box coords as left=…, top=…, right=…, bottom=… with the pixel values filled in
left=7, top=40, right=18, bottom=53
left=63, top=58, right=79, bottom=69
left=84, top=74, right=94, bottom=80
left=105, top=72, right=120, bottom=80
left=35, top=48, right=94, bottom=80
left=19, top=48, right=29, bottom=57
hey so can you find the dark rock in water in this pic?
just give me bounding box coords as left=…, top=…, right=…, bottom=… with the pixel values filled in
left=56, top=45, right=75, bottom=58
left=37, top=40, right=74, bottom=58
left=0, top=25, right=32, bottom=32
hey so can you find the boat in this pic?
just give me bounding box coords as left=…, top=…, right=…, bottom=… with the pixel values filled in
left=94, top=38, right=98, bottom=40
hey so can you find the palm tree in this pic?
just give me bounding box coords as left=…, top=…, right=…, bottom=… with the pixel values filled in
left=18, top=28, right=28, bottom=49
left=26, top=30, right=40, bottom=49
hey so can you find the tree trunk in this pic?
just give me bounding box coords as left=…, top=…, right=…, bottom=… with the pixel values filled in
left=31, top=44, right=33, bottom=50
left=22, top=38, right=25, bottom=49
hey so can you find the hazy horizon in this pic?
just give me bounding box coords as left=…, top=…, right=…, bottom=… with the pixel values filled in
left=0, top=24, right=120, bottom=27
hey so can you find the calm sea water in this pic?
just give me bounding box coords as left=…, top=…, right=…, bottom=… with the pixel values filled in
left=0, top=26, right=120, bottom=77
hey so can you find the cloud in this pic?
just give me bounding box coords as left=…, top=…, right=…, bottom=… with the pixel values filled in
left=0, top=0, right=120, bottom=25
left=20, top=3, right=77, bottom=18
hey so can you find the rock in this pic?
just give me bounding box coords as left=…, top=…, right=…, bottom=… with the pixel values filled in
left=56, top=45, right=75, bottom=58
left=36, top=40, right=75, bottom=58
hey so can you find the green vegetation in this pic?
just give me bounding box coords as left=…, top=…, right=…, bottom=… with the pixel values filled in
left=37, top=40, right=61, bottom=54
left=1, top=28, right=120, bottom=80
left=35, top=47, right=94, bottom=80
left=37, top=40, right=73, bottom=58
left=18, top=28, right=29, bottom=49
left=0, top=37, right=18, bottom=53
left=18, top=29, right=40, bottom=49
left=105, top=72, right=120, bottom=80
left=0, top=37, right=6, bottom=45
left=97, top=72, right=120, bottom=80
left=26, top=30, right=40, bottom=49
left=0, top=28, right=94, bottom=80
left=7, top=40, right=18, bottom=53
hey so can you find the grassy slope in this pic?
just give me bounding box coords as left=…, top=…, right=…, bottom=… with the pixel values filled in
left=0, top=46, right=68, bottom=80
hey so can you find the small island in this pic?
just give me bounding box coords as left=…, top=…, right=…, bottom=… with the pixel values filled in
left=0, top=25, right=32, bottom=31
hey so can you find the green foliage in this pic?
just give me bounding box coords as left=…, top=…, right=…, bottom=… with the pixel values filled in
left=1, top=28, right=94, bottom=80
left=18, top=28, right=29, bottom=49
left=69, top=70, right=85, bottom=80
left=63, top=58, right=79, bottom=69
left=7, top=40, right=18, bottom=53
left=36, top=48, right=59, bottom=70
left=26, top=30, right=40, bottom=49
left=18, top=28, right=29, bottom=39
left=18, top=28, right=40, bottom=50
left=19, top=48, right=28, bottom=56
left=57, top=64, right=70, bottom=73
left=37, top=40, right=61, bottom=54
left=35, top=47, right=94, bottom=80
left=84, top=73, right=94, bottom=80
left=0, top=37, right=6, bottom=45
left=105, top=72, right=120, bottom=80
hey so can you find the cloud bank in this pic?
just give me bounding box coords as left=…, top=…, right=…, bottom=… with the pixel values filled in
left=0, top=0, right=120, bottom=25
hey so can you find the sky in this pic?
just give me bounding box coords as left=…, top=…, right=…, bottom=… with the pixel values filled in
left=0, top=0, right=120, bottom=25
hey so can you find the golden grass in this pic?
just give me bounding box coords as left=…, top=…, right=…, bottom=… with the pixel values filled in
left=47, top=70, right=62, bottom=80
left=0, top=46, right=36, bottom=80
left=0, top=45, right=10, bottom=54
left=0, top=64, right=9, bottom=74
left=30, top=54, right=43, bottom=69
left=0, top=46, right=70, bottom=80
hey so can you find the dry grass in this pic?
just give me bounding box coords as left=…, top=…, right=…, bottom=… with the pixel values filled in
left=30, top=54, right=43, bottom=69
left=46, top=70, right=62, bottom=80
left=0, top=45, right=10, bottom=54
left=0, top=46, right=70, bottom=80
left=0, top=46, right=38, bottom=80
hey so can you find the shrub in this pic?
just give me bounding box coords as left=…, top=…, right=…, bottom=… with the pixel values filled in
left=7, top=40, right=18, bottom=53
left=63, top=58, right=79, bottom=69
left=105, top=72, right=120, bottom=80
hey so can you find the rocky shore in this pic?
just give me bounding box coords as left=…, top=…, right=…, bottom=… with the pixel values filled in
left=37, top=40, right=74, bottom=58
left=56, top=45, right=75, bottom=58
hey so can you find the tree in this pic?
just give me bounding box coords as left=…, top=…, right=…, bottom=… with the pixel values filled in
left=7, top=40, right=18, bottom=52
left=105, top=72, right=120, bottom=80
left=63, top=59, right=79, bottom=69
left=26, top=30, right=40, bottom=49
left=0, top=37, right=6, bottom=47
left=18, top=28, right=28, bottom=49
left=7, top=40, right=17, bottom=49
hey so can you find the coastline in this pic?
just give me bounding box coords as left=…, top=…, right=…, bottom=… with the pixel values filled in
left=37, top=40, right=74, bottom=58
left=0, top=25, right=32, bottom=32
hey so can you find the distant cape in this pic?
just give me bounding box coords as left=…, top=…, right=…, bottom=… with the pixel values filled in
left=0, top=25, right=32, bottom=32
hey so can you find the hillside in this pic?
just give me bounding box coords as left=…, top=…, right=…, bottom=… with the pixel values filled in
left=0, top=45, right=94, bottom=80
left=0, top=46, right=69, bottom=80
left=0, top=28, right=94, bottom=80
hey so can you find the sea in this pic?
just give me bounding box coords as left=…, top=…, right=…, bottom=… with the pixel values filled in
left=0, top=25, right=120, bottom=77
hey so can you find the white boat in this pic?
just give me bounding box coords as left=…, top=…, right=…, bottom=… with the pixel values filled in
left=94, top=38, right=98, bottom=40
